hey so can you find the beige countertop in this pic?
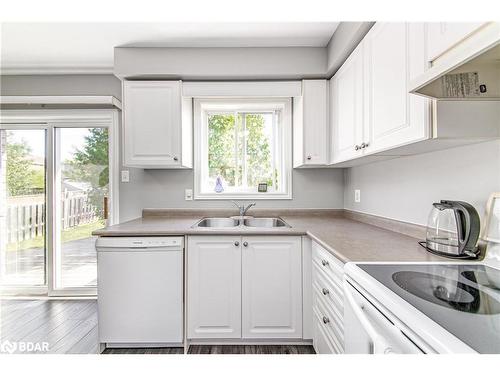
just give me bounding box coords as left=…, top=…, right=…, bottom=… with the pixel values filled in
left=93, top=210, right=445, bottom=263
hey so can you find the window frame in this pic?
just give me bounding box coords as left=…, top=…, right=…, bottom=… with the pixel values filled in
left=194, top=98, right=292, bottom=200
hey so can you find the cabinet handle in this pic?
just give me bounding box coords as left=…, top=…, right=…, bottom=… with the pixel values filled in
left=234, top=241, right=239, bottom=247
left=322, top=288, right=330, bottom=295
left=355, top=145, right=360, bottom=151
left=243, top=241, right=248, bottom=247
left=322, top=316, right=330, bottom=324
left=173, top=156, right=178, bottom=161
left=321, top=259, right=329, bottom=267
left=307, top=155, right=312, bottom=160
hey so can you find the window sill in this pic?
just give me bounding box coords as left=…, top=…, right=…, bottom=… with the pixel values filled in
left=194, top=192, right=292, bottom=200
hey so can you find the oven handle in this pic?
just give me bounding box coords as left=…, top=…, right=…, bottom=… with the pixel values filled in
left=344, top=283, right=394, bottom=354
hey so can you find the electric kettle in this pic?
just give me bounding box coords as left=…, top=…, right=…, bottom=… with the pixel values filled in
left=424, top=200, right=480, bottom=259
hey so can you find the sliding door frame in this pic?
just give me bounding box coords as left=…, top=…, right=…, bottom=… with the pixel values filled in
left=0, top=109, right=120, bottom=297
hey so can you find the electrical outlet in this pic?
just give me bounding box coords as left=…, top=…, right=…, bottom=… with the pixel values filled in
left=185, top=189, right=193, bottom=201
left=121, top=170, right=130, bottom=183
left=354, top=189, right=361, bottom=203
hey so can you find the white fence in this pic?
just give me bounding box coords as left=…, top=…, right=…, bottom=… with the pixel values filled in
left=5, top=191, right=99, bottom=244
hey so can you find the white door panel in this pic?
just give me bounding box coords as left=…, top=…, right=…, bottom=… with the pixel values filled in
left=187, top=236, right=242, bottom=339
left=241, top=236, right=302, bottom=338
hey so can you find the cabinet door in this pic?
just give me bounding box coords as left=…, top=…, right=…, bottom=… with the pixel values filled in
left=187, top=236, right=242, bottom=339
left=330, top=44, right=364, bottom=163
left=363, top=23, right=428, bottom=154
left=241, top=236, right=302, bottom=338
left=426, top=22, right=485, bottom=62
left=123, top=80, right=182, bottom=167
left=303, top=80, right=328, bottom=165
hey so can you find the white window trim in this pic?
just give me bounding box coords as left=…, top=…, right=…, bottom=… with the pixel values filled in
left=194, top=98, right=292, bottom=200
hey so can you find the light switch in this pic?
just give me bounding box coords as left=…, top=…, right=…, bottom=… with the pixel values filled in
left=185, top=189, right=193, bottom=201
left=121, top=170, right=130, bottom=183
left=354, top=189, right=361, bottom=203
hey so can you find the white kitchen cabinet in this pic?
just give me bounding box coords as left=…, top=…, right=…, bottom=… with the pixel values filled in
left=311, top=241, right=344, bottom=354
left=241, top=236, right=303, bottom=338
left=330, top=22, right=430, bottom=164
left=330, top=43, right=364, bottom=164
left=426, top=22, right=486, bottom=62
left=122, top=80, right=192, bottom=168
left=187, top=236, right=242, bottom=339
left=293, top=80, right=329, bottom=167
left=363, top=23, right=429, bottom=154
left=187, top=235, right=303, bottom=341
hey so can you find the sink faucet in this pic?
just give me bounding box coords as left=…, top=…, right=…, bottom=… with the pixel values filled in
left=231, top=201, right=256, bottom=217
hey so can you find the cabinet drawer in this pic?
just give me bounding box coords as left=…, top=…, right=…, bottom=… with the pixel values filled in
left=312, top=262, right=344, bottom=318
left=312, top=311, right=338, bottom=354
left=313, top=287, right=344, bottom=340
left=312, top=241, right=344, bottom=287
left=313, top=303, right=343, bottom=354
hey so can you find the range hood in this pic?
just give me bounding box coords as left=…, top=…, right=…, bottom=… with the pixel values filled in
left=410, top=23, right=500, bottom=100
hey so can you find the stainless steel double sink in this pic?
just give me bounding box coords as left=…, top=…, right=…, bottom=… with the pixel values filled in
left=193, top=217, right=290, bottom=228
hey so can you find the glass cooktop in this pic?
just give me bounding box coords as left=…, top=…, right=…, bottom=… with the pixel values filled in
left=359, top=264, right=500, bottom=353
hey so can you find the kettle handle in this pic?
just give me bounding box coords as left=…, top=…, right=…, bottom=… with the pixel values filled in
left=452, top=201, right=480, bottom=253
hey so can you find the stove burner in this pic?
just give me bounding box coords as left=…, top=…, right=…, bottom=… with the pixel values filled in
left=392, top=271, right=495, bottom=313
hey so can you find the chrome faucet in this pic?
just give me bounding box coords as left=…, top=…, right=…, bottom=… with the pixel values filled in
left=231, top=201, right=256, bottom=217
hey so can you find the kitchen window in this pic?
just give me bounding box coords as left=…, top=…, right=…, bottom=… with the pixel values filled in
left=194, top=98, right=292, bottom=199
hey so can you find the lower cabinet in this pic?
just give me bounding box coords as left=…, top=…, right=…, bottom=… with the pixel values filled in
left=187, top=236, right=242, bottom=339
left=187, top=235, right=303, bottom=340
left=311, top=241, right=345, bottom=354
left=242, top=236, right=303, bottom=338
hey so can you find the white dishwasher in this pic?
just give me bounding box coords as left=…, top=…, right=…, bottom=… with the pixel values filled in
left=96, top=236, right=183, bottom=348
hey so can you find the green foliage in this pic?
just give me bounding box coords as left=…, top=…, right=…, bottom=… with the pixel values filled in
left=5, top=136, right=42, bottom=196
left=65, top=128, right=109, bottom=214
left=208, top=113, right=273, bottom=190
left=208, top=114, right=237, bottom=185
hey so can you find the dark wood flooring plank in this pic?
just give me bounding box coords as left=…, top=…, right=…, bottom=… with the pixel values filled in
left=187, top=345, right=315, bottom=355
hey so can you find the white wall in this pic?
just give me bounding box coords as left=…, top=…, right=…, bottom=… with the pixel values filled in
left=120, top=168, right=345, bottom=222
left=344, top=140, right=500, bottom=226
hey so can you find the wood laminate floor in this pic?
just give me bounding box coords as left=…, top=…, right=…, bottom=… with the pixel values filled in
left=1, top=299, right=315, bottom=354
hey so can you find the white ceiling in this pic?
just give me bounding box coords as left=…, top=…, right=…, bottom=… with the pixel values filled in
left=0, top=22, right=339, bottom=74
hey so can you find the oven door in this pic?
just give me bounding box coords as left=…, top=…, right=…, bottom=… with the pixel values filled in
left=344, top=280, right=424, bottom=354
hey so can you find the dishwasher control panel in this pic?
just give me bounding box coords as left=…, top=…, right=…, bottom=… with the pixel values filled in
left=96, top=236, right=184, bottom=250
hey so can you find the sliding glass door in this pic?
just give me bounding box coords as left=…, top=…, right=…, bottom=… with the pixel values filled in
left=53, top=127, right=108, bottom=291
left=0, top=111, right=117, bottom=297
left=0, top=128, right=47, bottom=293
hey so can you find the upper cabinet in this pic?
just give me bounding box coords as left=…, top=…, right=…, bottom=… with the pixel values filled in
left=330, top=23, right=430, bottom=164
left=363, top=23, right=429, bottom=154
left=293, top=80, right=329, bottom=167
left=122, top=80, right=193, bottom=168
left=330, top=44, right=364, bottom=164
left=426, top=23, right=486, bottom=62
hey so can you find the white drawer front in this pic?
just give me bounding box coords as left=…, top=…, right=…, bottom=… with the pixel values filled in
left=313, top=287, right=344, bottom=342
left=312, top=241, right=344, bottom=287
left=313, top=262, right=344, bottom=318
left=313, top=304, right=343, bottom=354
